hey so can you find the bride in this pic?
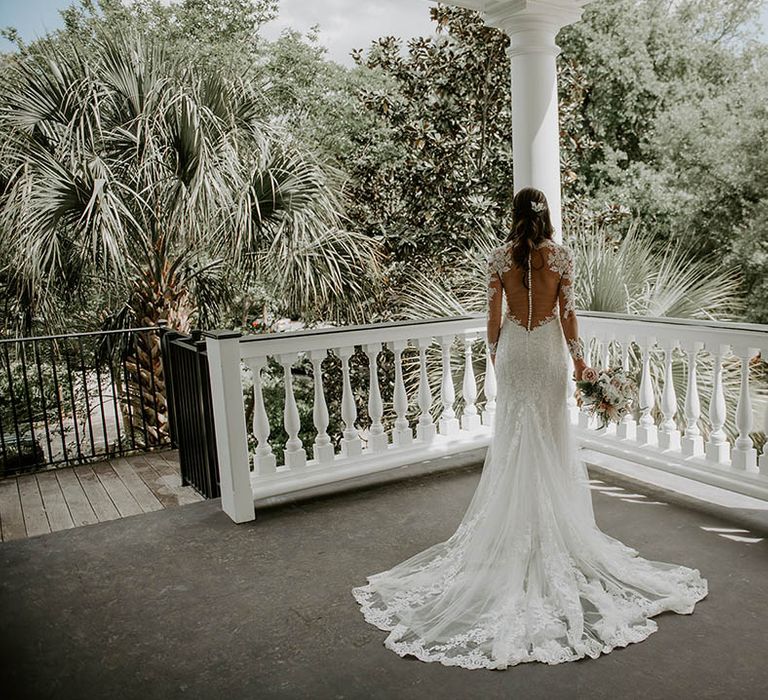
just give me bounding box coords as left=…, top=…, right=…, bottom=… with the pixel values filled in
left=352, top=187, right=708, bottom=670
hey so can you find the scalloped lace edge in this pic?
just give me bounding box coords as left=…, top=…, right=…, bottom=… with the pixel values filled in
left=351, top=574, right=708, bottom=670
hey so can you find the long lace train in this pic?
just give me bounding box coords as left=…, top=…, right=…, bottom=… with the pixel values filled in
left=351, top=318, right=707, bottom=670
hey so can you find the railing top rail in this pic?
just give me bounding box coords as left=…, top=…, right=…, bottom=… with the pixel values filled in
left=0, top=325, right=164, bottom=345
left=577, top=310, right=768, bottom=335
left=237, top=315, right=482, bottom=344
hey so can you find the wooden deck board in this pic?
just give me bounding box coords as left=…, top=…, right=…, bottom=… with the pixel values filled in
left=0, top=478, right=26, bottom=541
left=17, top=475, right=51, bottom=538
left=74, top=465, right=120, bottom=522
left=55, top=468, right=98, bottom=527
left=0, top=451, right=197, bottom=542
left=111, top=457, right=163, bottom=513
left=36, top=471, right=75, bottom=533
left=141, top=453, right=202, bottom=506
left=91, top=462, right=143, bottom=518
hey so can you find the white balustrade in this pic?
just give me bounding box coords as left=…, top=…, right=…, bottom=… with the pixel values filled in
left=439, top=335, right=460, bottom=437
left=280, top=353, right=307, bottom=469
left=245, top=356, right=277, bottom=474
left=338, top=346, right=363, bottom=457
left=461, top=335, right=481, bottom=432
left=203, top=313, right=768, bottom=523
left=616, top=340, right=637, bottom=440
left=416, top=338, right=437, bottom=443
left=732, top=346, right=759, bottom=471
left=365, top=342, right=389, bottom=452
left=705, top=347, right=730, bottom=464
left=658, top=341, right=681, bottom=451
left=389, top=339, right=414, bottom=447
left=637, top=337, right=658, bottom=446
left=681, top=341, right=704, bottom=457
left=482, top=344, right=497, bottom=428
left=310, top=350, right=334, bottom=464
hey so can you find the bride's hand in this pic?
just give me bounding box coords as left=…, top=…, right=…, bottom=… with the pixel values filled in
left=573, top=359, right=587, bottom=381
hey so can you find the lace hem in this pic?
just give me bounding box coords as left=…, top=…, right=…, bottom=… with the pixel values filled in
left=351, top=566, right=707, bottom=671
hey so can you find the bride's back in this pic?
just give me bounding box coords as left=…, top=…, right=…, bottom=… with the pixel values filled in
left=489, top=239, right=569, bottom=331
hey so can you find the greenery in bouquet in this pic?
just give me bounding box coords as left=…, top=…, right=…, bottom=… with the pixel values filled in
left=575, top=366, right=638, bottom=429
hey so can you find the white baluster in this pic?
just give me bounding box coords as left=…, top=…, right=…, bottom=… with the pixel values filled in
left=461, top=334, right=481, bottom=432
left=482, top=343, right=497, bottom=428
left=616, top=339, right=637, bottom=440
left=364, top=343, right=389, bottom=452
left=389, top=339, right=414, bottom=447
left=309, top=350, right=334, bottom=464
left=681, top=341, right=704, bottom=457
left=637, top=337, right=658, bottom=446
left=338, top=346, right=363, bottom=457
left=760, top=351, right=768, bottom=474
left=731, top=346, right=758, bottom=472
left=705, top=347, right=730, bottom=464
left=601, top=337, right=617, bottom=435
left=438, top=335, right=460, bottom=436
left=246, top=356, right=276, bottom=475
left=416, top=338, right=437, bottom=443
left=279, top=353, right=306, bottom=469
left=658, top=341, right=681, bottom=451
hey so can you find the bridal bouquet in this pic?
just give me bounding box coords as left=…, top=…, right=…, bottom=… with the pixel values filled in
left=575, top=366, right=637, bottom=428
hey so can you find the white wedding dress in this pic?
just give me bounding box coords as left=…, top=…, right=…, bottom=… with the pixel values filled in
left=352, top=238, right=708, bottom=670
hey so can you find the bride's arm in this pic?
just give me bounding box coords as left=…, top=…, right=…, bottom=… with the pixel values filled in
left=486, top=256, right=504, bottom=364
left=557, top=246, right=587, bottom=380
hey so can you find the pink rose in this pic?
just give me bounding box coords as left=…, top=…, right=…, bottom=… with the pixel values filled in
left=582, top=367, right=599, bottom=383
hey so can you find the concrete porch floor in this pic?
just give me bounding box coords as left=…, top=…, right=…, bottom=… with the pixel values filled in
left=1, top=460, right=767, bottom=700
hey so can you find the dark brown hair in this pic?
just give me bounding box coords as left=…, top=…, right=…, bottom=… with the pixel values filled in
left=505, top=187, right=555, bottom=286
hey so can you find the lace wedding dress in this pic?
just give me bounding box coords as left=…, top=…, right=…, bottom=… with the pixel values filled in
left=352, top=238, right=708, bottom=670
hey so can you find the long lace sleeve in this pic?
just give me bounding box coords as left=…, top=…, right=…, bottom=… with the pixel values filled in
left=486, top=251, right=504, bottom=356
left=556, top=245, right=585, bottom=363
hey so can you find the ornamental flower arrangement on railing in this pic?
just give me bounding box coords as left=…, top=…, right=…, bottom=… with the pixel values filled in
left=575, top=366, right=638, bottom=429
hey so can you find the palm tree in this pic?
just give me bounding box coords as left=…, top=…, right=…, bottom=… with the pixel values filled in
left=396, top=216, right=766, bottom=447
left=0, top=30, right=380, bottom=446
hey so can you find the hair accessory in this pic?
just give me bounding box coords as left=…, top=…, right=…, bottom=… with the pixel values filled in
left=531, top=201, right=546, bottom=213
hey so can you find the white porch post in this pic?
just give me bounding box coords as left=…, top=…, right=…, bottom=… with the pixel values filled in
left=204, top=330, right=255, bottom=524
left=446, top=0, right=592, bottom=241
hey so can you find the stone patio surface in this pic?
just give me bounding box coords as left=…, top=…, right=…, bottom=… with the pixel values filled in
left=1, top=461, right=767, bottom=700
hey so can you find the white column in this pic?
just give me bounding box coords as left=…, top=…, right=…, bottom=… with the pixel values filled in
left=204, top=330, right=255, bottom=523
left=453, top=0, right=593, bottom=241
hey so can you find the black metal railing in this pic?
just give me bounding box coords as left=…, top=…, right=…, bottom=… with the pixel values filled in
left=0, top=326, right=171, bottom=477
left=161, top=330, right=220, bottom=499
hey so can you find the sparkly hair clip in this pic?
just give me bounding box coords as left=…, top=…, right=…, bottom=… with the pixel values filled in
left=531, top=201, right=546, bottom=213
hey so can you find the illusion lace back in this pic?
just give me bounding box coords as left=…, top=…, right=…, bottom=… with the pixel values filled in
left=352, top=239, right=707, bottom=670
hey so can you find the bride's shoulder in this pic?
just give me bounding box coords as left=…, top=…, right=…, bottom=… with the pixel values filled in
left=542, top=239, right=574, bottom=275
left=486, top=242, right=512, bottom=269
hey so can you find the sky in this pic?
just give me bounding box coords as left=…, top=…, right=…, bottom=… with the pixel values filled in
left=1, top=0, right=767, bottom=62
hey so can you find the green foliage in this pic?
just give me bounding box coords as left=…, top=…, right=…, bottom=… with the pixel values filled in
left=350, top=6, right=513, bottom=268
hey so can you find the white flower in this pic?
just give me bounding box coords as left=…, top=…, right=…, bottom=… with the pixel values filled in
left=531, top=201, right=546, bottom=213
